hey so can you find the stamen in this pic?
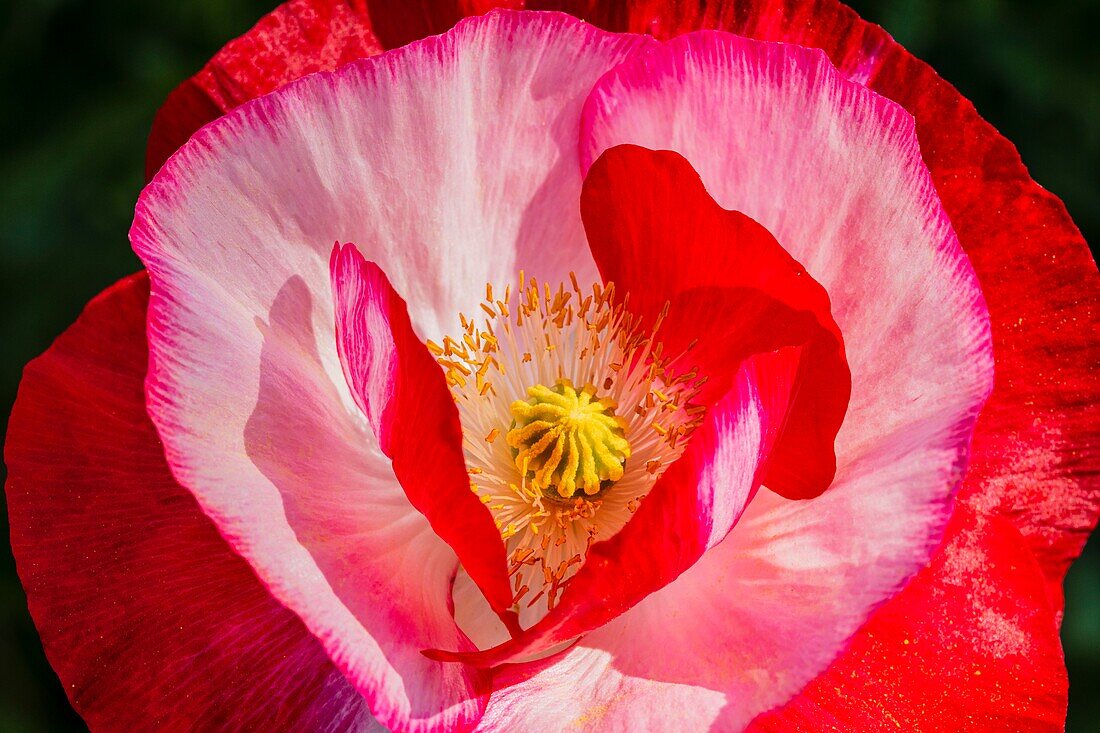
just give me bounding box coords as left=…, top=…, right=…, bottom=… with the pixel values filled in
left=507, top=380, right=630, bottom=500
left=438, top=275, right=703, bottom=613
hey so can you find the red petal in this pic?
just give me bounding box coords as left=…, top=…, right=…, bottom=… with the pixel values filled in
left=330, top=243, right=516, bottom=619
left=146, top=0, right=383, bottom=179
left=582, top=144, right=850, bottom=500
left=748, top=505, right=1069, bottom=731
left=430, top=347, right=800, bottom=666
left=3, top=273, right=377, bottom=731
left=364, top=0, right=523, bottom=49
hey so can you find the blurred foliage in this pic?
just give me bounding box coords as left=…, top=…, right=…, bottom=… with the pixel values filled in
left=0, top=0, right=1096, bottom=731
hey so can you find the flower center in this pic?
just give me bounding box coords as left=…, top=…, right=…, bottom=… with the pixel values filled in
left=432, top=275, right=704, bottom=613
left=508, top=380, right=630, bottom=501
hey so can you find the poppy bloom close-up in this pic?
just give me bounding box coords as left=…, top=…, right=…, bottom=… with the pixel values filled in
left=2, top=1, right=1098, bottom=731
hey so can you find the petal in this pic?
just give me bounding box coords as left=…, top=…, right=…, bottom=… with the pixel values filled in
left=747, top=506, right=1068, bottom=731
left=331, top=243, right=514, bottom=617
left=137, top=261, right=483, bottom=732
left=130, top=12, right=645, bottom=727
left=559, top=0, right=1100, bottom=617
left=581, top=143, right=850, bottom=500
left=433, top=347, right=800, bottom=666
left=872, top=44, right=1100, bottom=609
left=4, top=273, right=379, bottom=732
left=146, top=0, right=383, bottom=179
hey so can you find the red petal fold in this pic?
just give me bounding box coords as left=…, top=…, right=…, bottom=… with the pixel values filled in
left=4, top=273, right=377, bottom=731
left=330, top=243, right=515, bottom=617
left=582, top=144, right=850, bottom=500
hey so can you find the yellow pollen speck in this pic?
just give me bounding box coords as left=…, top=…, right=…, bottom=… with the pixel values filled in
left=507, top=379, right=630, bottom=500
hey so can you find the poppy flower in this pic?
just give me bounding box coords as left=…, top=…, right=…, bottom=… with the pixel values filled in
left=5, top=2, right=1097, bottom=732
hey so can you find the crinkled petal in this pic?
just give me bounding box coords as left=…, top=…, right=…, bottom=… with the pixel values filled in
left=331, top=242, right=514, bottom=616
left=146, top=0, right=383, bottom=179
left=581, top=143, right=850, bottom=500
left=4, top=273, right=380, bottom=732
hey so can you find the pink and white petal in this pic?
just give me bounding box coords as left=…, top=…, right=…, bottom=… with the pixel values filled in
left=5, top=273, right=379, bottom=732
left=580, top=25, right=992, bottom=663
left=131, top=12, right=649, bottom=728
left=440, top=348, right=799, bottom=666
left=148, top=252, right=483, bottom=731
left=331, top=243, right=513, bottom=615
left=583, top=33, right=992, bottom=476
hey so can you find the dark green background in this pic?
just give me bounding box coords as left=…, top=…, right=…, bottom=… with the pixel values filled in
left=0, top=1, right=1096, bottom=730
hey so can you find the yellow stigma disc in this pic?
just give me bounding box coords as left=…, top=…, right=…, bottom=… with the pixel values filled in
left=506, top=379, right=631, bottom=500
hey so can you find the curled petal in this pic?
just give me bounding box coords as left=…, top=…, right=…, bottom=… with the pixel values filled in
left=582, top=143, right=850, bottom=500
left=331, top=242, right=514, bottom=617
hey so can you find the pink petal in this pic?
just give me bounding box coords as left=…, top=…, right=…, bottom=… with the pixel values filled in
left=4, top=273, right=379, bottom=731
left=129, top=13, right=647, bottom=728
left=330, top=243, right=514, bottom=617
